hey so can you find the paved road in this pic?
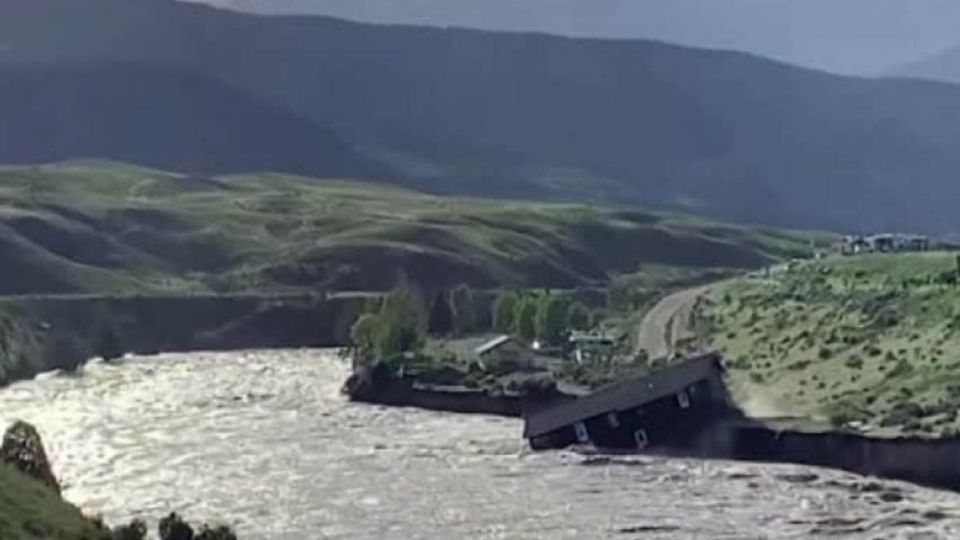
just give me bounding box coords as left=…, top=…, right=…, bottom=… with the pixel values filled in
left=636, top=285, right=712, bottom=359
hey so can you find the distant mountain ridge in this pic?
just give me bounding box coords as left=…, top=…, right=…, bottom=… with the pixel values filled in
left=894, top=46, right=960, bottom=84
left=4, top=0, right=960, bottom=233
left=0, top=62, right=378, bottom=177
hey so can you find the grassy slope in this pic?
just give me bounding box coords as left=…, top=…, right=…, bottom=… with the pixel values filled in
left=0, top=161, right=829, bottom=296
left=0, top=463, right=101, bottom=540
left=698, top=252, right=960, bottom=436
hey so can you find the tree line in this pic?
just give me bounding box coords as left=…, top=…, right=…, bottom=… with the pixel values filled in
left=350, top=283, right=596, bottom=364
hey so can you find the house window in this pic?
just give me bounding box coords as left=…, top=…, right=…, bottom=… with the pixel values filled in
left=574, top=421, right=590, bottom=443
left=607, top=412, right=620, bottom=428
left=634, top=429, right=649, bottom=450
left=677, top=390, right=690, bottom=409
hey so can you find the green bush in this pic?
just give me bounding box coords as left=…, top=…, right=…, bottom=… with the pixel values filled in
left=886, top=359, right=914, bottom=379
left=845, top=356, right=864, bottom=370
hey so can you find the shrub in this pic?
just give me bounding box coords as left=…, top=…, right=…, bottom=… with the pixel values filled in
left=886, top=359, right=915, bottom=379
left=112, top=520, right=147, bottom=540
left=845, top=356, right=864, bottom=370
left=159, top=514, right=194, bottom=540
left=196, top=525, right=238, bottom=540
left=787, top=360, right=811, bottom=371
left=818, top=347, right=833, bottom=360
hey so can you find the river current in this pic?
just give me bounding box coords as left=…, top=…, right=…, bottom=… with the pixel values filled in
left=1, top=350, right=959, bottom=539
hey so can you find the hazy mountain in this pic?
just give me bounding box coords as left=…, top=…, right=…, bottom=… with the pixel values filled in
left=197, top=0, right=960, bottom=76
left=4, top=0, right=960, bottom=233
left=0, top=63, right=377, bottom=177
left=894, top=47, right=960, bottom=84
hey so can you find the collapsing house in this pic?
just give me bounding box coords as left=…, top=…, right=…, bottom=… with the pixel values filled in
left=523, top=352, right=739, bottom=450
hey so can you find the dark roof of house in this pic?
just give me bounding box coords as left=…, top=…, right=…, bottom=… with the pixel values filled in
left=522, top=352, right=725, bottom=439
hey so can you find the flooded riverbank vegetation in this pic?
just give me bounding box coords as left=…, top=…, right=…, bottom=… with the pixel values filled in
left=344, top=281, right=675, bottom=407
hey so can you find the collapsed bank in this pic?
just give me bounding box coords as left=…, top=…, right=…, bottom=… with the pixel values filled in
left=348, top=351, right=960, bottom=493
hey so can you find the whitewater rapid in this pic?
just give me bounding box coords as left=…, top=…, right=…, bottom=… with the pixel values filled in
left=1, top=350, right=959, bottom=539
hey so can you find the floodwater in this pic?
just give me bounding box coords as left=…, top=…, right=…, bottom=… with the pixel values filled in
left=2, top=350, right=960, bottom=539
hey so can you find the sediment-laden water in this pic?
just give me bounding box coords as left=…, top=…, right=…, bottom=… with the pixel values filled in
left=1, top=350, right=959, bottom=539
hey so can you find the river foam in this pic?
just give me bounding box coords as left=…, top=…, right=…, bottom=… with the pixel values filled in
left=1, top=350, right=959, bottom=539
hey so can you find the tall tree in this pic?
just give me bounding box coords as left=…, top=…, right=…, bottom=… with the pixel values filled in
left=376, top=284, right=425, bottom=357
left=514, top=297, right=538, bottom=342
left=536, top=294, right=572, bottom=346
left=566, top=301, right=591, bottom=331
left=450, top=284, right=477, bottom=336
left=427, top=290, right=454, bottom=336
left=350, top=313, right=380, bottom=365
left=493, top=291, right=520, bottom=333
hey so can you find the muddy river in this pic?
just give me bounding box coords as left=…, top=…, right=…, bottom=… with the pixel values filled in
left=1, top=350, right=959, bottom=539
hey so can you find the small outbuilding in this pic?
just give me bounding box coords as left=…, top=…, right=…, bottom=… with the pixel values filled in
left=474, top=335, right=536, bottom=372
left=568, top=330, right=616, bottom=363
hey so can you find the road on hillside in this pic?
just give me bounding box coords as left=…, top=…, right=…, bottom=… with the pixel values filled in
left=636, top=285, right=712, bottom=359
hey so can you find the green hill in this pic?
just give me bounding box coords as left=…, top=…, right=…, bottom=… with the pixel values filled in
left=0, top=462, right=102, bottom=540
left=697, top=252, right=960, bottom=436
left=0, top=161, right=826, bottom=296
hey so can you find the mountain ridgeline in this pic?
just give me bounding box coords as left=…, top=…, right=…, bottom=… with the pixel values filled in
left=896, top=46, right=960, bottom=85
left=3, top=0, right=960, bottom=232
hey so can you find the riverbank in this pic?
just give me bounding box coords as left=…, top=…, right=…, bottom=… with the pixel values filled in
left=7, top=349, right=959, bottom=539
left=346, top=352, right=960, bottom=494
left=0, top=293, right=367, bottom=387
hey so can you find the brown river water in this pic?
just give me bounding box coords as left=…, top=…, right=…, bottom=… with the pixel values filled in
left=1, top=350, right=960, bottom=539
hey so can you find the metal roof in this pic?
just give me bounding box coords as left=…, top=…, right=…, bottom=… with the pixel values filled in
left=522, top=352, right=724, bottom=439
left=475, top=335, right=514, bottom=355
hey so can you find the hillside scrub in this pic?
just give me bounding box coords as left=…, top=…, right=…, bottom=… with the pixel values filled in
left=698, top=252, right=960, bottom=436
left=0, top=162, right=824, bottom=296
